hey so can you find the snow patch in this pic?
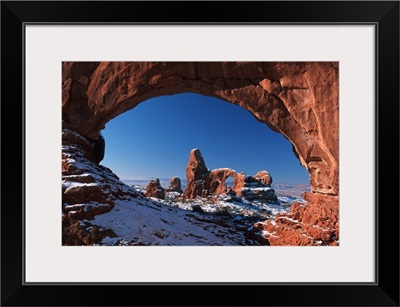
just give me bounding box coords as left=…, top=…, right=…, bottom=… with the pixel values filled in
left=101, top=236, right=120, bottom=246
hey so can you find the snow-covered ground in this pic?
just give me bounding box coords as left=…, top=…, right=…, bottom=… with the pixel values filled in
left=158, top=191, right=290, bottom=218
left=132, top=183, right=306, bottom=220
left=63, top=129, right=309, bottom=246
left=77, top=184, right=306, bottom=246
left=277, top=195, right=307, bottom=206
left=64, top=178, right=307, bottom=246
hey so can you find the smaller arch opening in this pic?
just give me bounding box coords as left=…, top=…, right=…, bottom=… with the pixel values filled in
left=225, top=176, right=235, bottom=192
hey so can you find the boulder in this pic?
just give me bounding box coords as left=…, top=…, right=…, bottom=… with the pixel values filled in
left=253, top=170, right=273, bottom=186
left=241, top=187, right=278, bottom=203
left=145, top=178, right=166, bottom=199
left=167, top=177, right=182, bottom=193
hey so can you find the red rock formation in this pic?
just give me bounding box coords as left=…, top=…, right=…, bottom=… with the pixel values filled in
left=145, top=178, right=166, bottom=199
left=183, top=149, right=209, bottom=199
left=182, top=149, right=278, bottom=203
left=254, top=195, right=339, bottom=246
left=186, top=148, right=208, bottom=181
left=253, top=170, right=273, bottom=186
left=206, top=168, right=245, bottom=196
left=61, top=62, right=339, bottom=246
left=62, top=128, right=139, bottom=221
left=62, top=218, right=117, bottom=246
left=62, top=62, right=338, bottom=197
left=302, top=192, right=339, bottom=208
left=166, top=177, right=182, bottom=193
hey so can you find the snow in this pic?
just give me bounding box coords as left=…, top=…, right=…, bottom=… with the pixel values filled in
left=242, top=187, right=273, bottom=192
left=158, top=192, right=288, bottom=218
left=62, top=135, right=309, bottom=246
left=277, top=195, right=306, bottom=204
left=64, top=202, right=110, bottom=213
left=63, top=172, right=105, bottom=182
left=74, top=187, right=302, bottom=246
left=312, top=224, right=331, bottom=232
left=63, top=182, right=99, bottom=190
left=213, top=168, right=237, bottom=172
left=277, top=216, right=299, bottom=223
left=262, top=230, right=278, bottom=238
left=101, top=236, right=120, bottom=246
left=91, top=198, right=246, bottom=246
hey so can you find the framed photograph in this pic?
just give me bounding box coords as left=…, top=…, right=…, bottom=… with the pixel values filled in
left=2, top=1, right=399, bottom=306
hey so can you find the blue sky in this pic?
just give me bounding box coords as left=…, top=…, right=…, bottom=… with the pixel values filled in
left=100, top=93, right=309, bottom=184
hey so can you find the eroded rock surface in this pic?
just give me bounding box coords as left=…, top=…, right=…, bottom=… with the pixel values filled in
left=183, top=148, right=209, bottom=199
left=254, top=195, right=339, bottom=246
left=166, top=177, right=182, bottom=193
left=61, top=62, right=340, bottom=246
left=62, top=128, right=140, bottom=244
left=145, top=178, right=166, bottom=199
left=62, top=129, right=139, bottom=219
left=62, top=62, right=339, bottom=197
left=183, top=149, right=278, bottom=203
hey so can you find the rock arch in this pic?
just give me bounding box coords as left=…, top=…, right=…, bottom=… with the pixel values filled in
left=207, top=169, right=243, bottom=196
left=62, top=61, right=339, bottom=205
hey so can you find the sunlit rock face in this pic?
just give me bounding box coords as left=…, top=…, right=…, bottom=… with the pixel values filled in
left=145, top=178, right=166, bottom=199
left=166, top=177, right=182, bottom=193
left=61, top=61, right=339, bottom=246
left=183, top=148, right=208, bottom=199
left=183, top=148, right=278, bottom=203
left=254, top=194, right=339, bottom=246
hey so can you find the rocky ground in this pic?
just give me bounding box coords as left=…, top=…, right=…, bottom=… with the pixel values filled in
left=62, top=130, right=338, bottom=246
left=64, top=185, right=305, bottom=246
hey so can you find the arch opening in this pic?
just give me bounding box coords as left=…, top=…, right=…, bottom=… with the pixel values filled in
left=99, top=93, right=310, bottom=199
left=225, top=176, right=235, bottom=191
left=61, top=61, right=339, bottom=246
left=63, top=62, right=338, bottom=196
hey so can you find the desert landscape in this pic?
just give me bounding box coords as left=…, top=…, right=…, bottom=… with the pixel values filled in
left=62, top=62, right=339, bottom=246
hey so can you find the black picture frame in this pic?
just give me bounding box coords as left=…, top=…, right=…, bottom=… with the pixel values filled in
left=1, top=1, right=399, bottom=306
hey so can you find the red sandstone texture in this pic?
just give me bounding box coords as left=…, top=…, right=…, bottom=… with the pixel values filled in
left=62, top=129, right=139, bottom=220
left=253, top=170, right=273, bottom=186
left=62, top=62, right=338, bottom=197
left=145, top=178, right=166, bottom=199
left=254, top=195, right=339, bottom=246
left=61, top=62, right=339, bottom=246
left=183, top=148, right=277, bottom=202
left=166, top=177, right=182, bottom=193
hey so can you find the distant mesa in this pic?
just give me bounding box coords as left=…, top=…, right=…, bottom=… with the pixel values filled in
left=145, top=178, right=166, bottom=199
left=183, top=148, right=278, bottom=203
